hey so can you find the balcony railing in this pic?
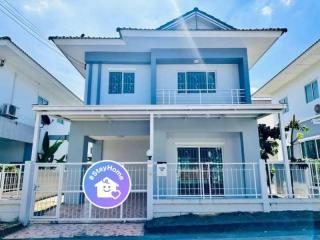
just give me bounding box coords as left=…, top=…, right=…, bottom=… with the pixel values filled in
left=156, top=89, right=246, bottom=105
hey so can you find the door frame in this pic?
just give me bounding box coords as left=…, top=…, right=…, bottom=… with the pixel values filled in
left=174, top=142, right=225, bottom=197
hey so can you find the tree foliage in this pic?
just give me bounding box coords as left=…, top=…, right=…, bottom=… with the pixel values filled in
left=37, top=131, right=66, bottom=163
left=258, top=124, right=280, bottom=161
left=285, top=114, right=309, bottom=162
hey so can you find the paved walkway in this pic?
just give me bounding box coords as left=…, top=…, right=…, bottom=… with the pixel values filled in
left=4, top=223, right=144, bottom=239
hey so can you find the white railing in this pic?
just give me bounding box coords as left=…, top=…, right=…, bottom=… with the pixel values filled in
left=31, top=162, right=147, bottom=222
left=0, top=164, right=24, bottom=200
left=266, top=161, right=320, bottom=198
left=154, top=162, right=260, bottom=200
left=156, top=89, right=246, bottom=105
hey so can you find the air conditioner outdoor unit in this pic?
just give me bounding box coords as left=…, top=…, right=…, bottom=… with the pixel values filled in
left=1, top=103, right=17, bottom=119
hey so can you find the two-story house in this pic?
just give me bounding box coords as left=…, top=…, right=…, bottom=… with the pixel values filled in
left=253, top=38, right=320, bottom=161
left=0, top=37, right=82, bottom=164
left=25, top=8, right=315, bottom=224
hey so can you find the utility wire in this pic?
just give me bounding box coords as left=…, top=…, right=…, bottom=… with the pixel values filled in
left=0, top=0, right=85, bottom=68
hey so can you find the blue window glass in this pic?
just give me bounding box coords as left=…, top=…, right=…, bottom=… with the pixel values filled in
left=109, top=72, right=122, bottom=94
left=178, top=72, right=186, bottom=93
left=207, top=72, right=216, bottom=93
left=313, top=81, right=319, bottom=99
left=305, top=80, right=319, bottom=103
left=177, top=71, right=216, bottom=94
left=123, top=73, right=135, bottom=93
left=186, top=72, right=206, bottom=93
left=38, top=96, right=49, bottom=105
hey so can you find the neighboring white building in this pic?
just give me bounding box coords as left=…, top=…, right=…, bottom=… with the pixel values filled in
left=0, top=36, right=82, bottom=163
left=253, top=38, right=320, bottom=160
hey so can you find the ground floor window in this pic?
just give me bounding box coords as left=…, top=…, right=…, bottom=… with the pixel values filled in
left=301, top=139, right=320, bottom=160
left=177, top=147, right=223, bottom=196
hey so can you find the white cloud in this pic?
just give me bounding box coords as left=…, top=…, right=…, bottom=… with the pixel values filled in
left=261, top=6, right=273, bottom=16
left=23, top=0, right=68, bottom=15
left=23, top=0, right=49, bottom=14
left=281, top=0, right=292, bottom=6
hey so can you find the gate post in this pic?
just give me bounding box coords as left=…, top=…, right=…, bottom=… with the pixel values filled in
left=259, top=161, right=270, bottom=212
left=147, top=114, right=154, bottom=220
left=19, top=161, right=35, bottom=226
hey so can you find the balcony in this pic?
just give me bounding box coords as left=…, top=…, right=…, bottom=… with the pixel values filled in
left=156, top=89, right=246, bottom=105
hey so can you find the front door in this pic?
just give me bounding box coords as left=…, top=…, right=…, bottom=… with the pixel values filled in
left=177, top=147, right=224, bottom=197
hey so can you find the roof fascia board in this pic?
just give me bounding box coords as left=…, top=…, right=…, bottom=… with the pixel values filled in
left=120, top=30, right=283, bottom=38
left=253, top=39, right=320, bottom=96
left=51, top=38, right=125, bottom=46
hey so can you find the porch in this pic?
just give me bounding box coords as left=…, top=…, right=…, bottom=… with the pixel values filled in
left=8, top=104, right=319, bottom=224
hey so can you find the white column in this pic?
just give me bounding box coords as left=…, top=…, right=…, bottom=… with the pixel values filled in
left=147, top=113, right=154, bottom=220
left=259, top=161, right=270, bottom=212
left=31, top=113, right=41, bottom=162
left=278, top=112, right=293, bottom=198
left=19, top=161, right=35, bottom=225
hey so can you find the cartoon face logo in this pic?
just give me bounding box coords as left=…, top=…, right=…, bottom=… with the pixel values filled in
left=95, top=177, right=121, bottom=199
left=83, top=160, right=131, bottom=209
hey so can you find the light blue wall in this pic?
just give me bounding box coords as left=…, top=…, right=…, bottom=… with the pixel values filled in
left=85, top=48, right=251, bottom=105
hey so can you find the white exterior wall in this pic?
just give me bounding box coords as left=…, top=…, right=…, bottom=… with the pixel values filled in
left=99, top=64, right=151, bottom=105
left=153, top=117, right=261, bottom=199
left=102, top=137, right=149, bottom=163
left=157, top=64, right=240, bottom=90
left=260, top=61, right=320, bottom=127
left=0, top=63, right=76, bottom=126
left=0, top=45, right=81, bottom=163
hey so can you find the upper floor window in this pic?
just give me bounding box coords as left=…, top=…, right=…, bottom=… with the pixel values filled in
left=109, top=72, right=135, bottom=94
left=38, top=96, right=49, bottom=105
left=279, top=97, right=289, bottom=113
left=305, top=80, right=319, bottom=103
left=178, top=72, right=216, bottom=93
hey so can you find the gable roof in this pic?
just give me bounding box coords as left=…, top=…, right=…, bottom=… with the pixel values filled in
left=253, top=38, right=320, bottom=97
left=0, top=36, right=82, bottom=103
left=157, top=7, right=236, bottom=30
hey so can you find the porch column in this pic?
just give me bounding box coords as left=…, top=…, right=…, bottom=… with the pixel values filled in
left=278, top=112, right=293, bottom=198
left=147, top=113, right=154, bottom=220
left=31, top=113, right=41, bottom=162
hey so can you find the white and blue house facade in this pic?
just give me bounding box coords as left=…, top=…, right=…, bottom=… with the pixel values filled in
left=25, top=9, right=318, bottom=223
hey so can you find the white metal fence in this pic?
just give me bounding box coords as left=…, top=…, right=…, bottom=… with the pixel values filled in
left=266, top=162, right=320, bottom=198
left=154, top=162, right=260, bottom=199
left=156, top=89, right=246, bottom=105
left=30, top=162, right=147, bottom=222
left=0, top=164, right=24, bottom=200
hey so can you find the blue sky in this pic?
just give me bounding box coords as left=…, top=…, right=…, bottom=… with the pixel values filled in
left=1, top=0, right=320, bottom=99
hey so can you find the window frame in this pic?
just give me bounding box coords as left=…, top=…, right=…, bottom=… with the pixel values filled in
left=301, top=138, right=320, bottom=160
left=177, top=71, right=217, bottom=94
left=279, top=97, right=289, bottom=113
left=305, top=80, right=319, bottom=103
left=37, top=96, right=49, bottom=105
left=108, top=71, right=135, bottom=94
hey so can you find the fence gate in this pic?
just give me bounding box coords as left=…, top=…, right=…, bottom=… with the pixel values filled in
left=30, top=162, right=147, bottom=222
